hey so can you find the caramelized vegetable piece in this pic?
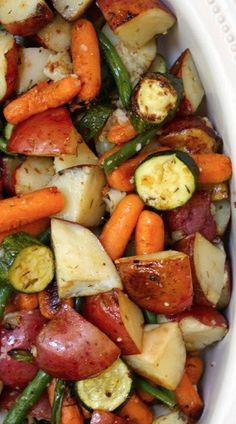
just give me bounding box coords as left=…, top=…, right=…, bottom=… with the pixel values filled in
left=116, top=251, right=193, bottom=315
left=72, top=19, right=101, bottom=102
left=0, top=0, right=53, bottom=36
left=4, top=77, right=81, bottom=125
left=118, top=394, right=153, bottom=424
left=97, top=0, right=176, bottom=48
left=175, top=373, right=203, bottom=420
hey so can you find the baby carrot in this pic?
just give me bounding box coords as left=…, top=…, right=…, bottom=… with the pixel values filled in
left=0, top=187, right=64, bottom=232
left=0, top=217, right=50, bottom=243
left=99, top=194, right=144, bottom=260
left=118, top=393, right=153, bottom=424
left=175, top=373, right=204, bottom=420
left=185, top=356, right=204, bottom=385
left=135, top=210, right=165, bottom=255
left=71, top=19, right=101, bottom=102
left=48, top=379, right=84, bottom=424
left=4, top=77, right=81, bottom=125
left=107, top=146, right=170, bottom=192
left=14, top=293, right=38, bottom=311
left=98, top=145, right=121, bottom=166
left=192, top=153, right=232, bottom=184
left=107, top=121, right=137, bottom=144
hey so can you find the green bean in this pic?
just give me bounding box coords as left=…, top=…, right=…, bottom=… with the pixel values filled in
left=3, top=370, right=51, bottom=424
left=38, top=228, right=51, bottom=245
left=134, top=376, right=176, bottom=408
left=143, top=310, right=159, bottom=324
left=51, top=379, right=65, bottom=424
left=98, top=31, right=132, bottom=108
left=0, top=284, right=13, bottom=319
left=103, top=128, right=157, bottom=175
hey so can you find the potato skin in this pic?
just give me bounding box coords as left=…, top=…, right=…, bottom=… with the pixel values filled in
left=8, top=107, right=78, bottom=156
left=3, top=3, right=53, bottom=36
left=83, top=289, right=142, bottom=355
left=176, top=306, right=227, bottom=328
left=167, top=191, right=217, bottom=242
left=35, top=304, right=120, bottom=380
left=0, top=310, right=46, bottom=387
left=2, top=42, right=18, bottom=103
left=97, top=0, right=173, bottom=31
left=175, top=234, right=211, bottom=306
left=116, top=255, right=193, bottom=315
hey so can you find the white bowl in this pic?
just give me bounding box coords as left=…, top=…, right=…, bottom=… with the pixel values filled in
left=159, top=1, right=236, bottom=422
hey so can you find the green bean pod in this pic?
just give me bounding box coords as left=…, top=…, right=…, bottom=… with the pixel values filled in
left=103, top=128, right=157, bottom=175
left=51, top=379, right=65, bottom=424
left=134, top=376, right=176, bottom=408
left=3, top=370, right=52, bottom=424
left=98, top=31, right=132, bottom=108
left=0, top=284, right=13, bottom=319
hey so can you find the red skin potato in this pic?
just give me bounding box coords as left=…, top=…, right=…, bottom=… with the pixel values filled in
left=97, top=0, right=175, bottom=32
left=0, top=310, right=46, bottom=387
left=91, top=410, right=127, bottom=424
left=7, top=107, right=79, bottom=156
left=0, top=157, right=23, bottom=196
left=35, top=304, right=120, bottom=380
left=167, top=191, right=217, bottom=242
left=3, top=4, right=53, bottom=36
left=0, top=388, right=51, bottom=420
left=175, top=306, right=227, bottom=328
left=1, top=42, right=19, bottom=103
left=175, top=234, right=222, bottom=307
left=83, top=289, right=141, bottom=355
left=116, top=254, right=193, bottom=315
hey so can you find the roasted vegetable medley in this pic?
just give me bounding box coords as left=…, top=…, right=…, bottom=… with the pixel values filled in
left=0, top=0, right=232, bottom=423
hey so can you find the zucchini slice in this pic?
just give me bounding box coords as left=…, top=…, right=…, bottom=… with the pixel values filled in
left=131, top=73, right=181, bottom=125
left=0, top=232, right=54, bottom=293
left=75, top=359, right=133, bottom=412
left=135, top=150, right=199, bottom=210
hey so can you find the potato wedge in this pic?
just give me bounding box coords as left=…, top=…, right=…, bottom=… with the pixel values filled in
left=0, top=0, right=53, bottom=36
left=167, top=191, right=217, bottom=243
left=43, top=50, right=73, bottom=81
left=176, top=233, right=226, bottom=306
left=102, top=186, right=126, bottom=215
left=51, top=219, right=122, bottom=298
left=124, top=323, right=186, bottom=390
left=8, top=107, right=79, bottom=156
left=171, top=49, right=204, bottom=115
left=177, top=306, right=228, bottom=351
left=0, top=31, right=18, bottom=102
left=54, top=140, right=98, bottom=172
left=115, top=251, right=193, bottom=315
left=211, top=199, right=231, bottom=236
left=217, top=261, right=231, bottom=310
left=37, top=14, right=72, bottom=52
left=14, top=157, right=54, bottom=195
left=98, top=0, right=176, bottom=48
left=102, top=24, right=157, bottom=85
left=52, top=0, right=94, bottom=21
left=50, top=165, right=105, bottom=227
left=16, top=47, right=51, bottom=94
left=158, top=116, right=221, bottom=154
left=0, top=156, right=23, bottom=196
left=83, top=289, right=144, bottom=355
left=36, top=304, right=120, bottom=380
